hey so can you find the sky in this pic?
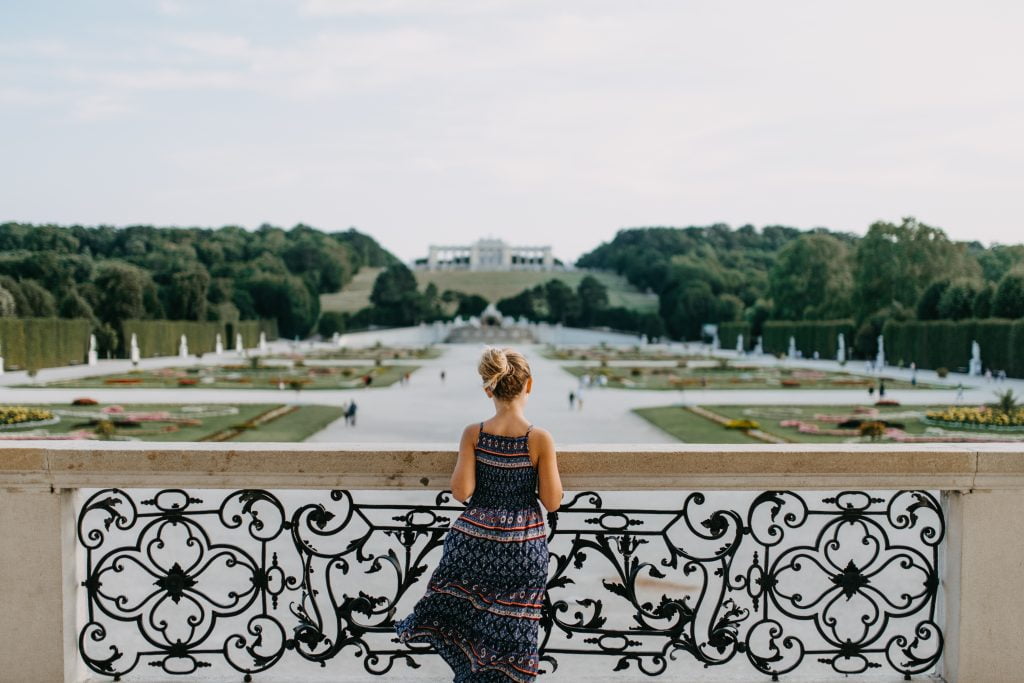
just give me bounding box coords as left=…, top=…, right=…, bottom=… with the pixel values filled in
left=2, top=0, right=1023, bottom=264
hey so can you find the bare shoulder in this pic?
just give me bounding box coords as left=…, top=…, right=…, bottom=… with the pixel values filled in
left=461, top=422, right=481, bottom=440
left=528, top=427, right=556, bottom=450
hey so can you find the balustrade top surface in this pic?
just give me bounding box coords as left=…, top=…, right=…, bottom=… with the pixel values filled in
left=1, top=441, right=1022, bottom=490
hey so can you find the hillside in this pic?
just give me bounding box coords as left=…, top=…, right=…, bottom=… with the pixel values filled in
left=320, top=268, right=659, bottom=314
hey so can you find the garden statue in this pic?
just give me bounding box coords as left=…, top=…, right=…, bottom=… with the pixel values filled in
left=0, top=342, right=4, bottom=375
left=969, top=340, right=982, bottom=376
left=754, top=335, right=763, bottom=355
left=130, top=333, right=141, bottom=364
left=875, top=334, right=885, bottom=370
left=736, top=333, right=744, bottom=353
left=259, top=331, right=268, bottom=352
left=711, top=330, right=720, bottom=350
left=788, top=336, right=797, bottom=359
left=88, top=334, right=98, bottom=366
left=178, top=334, right=189, bottom=359
left=836, top=333, right=846, bottom=364
left=215, top=333, right=224, bottom=355
left=236, top=333, right=245, bottom=356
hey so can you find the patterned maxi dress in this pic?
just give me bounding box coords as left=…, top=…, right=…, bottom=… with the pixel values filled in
left=395, top=425, right=549, bottom=682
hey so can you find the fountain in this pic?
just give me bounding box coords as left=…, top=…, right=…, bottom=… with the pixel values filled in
left=969, top=340, right=982, bottom=376
left=875, top=334, right=885, bottom=370
left=130, top=333, right=141, bottom=364
left=88, top=334, right=98, bottom=366
left=836, top=333, right=846, bottom=364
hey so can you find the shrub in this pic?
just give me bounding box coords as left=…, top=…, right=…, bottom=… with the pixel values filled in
left=936, top=367, right=949, bottom=378
left=72, top=397, right=98, bottom=406
left=724, top=419, right=760, bottom=430
left=859, top=421, right=886, bottom=440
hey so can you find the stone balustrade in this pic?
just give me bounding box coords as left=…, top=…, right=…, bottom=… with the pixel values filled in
left=1, top=442, right=1023, bottom=681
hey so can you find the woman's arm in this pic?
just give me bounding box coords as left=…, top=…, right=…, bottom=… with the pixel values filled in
left=531, top=428, right=563, bottom=511
left=450, top=424, right=478, bottom=503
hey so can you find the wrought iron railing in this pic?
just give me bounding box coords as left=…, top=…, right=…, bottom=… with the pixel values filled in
left=76, top=487, right=943, bottom=680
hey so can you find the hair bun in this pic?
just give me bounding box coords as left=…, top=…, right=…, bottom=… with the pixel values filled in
left=479, top=346, right=531, bottom=399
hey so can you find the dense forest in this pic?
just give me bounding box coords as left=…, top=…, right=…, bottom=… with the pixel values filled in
left=576, top=218, right=1024, bottom=355
left=0, top=223, right=395, bottom=352
left=4, top=219, right=1023, bottom=362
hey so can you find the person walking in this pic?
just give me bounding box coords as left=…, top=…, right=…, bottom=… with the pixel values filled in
left=346, top=400, right=357, bottom=426
left=878, top=379, right=886, bottom=399
left=395, top=347, right=562, bottom=682
left=440, top=369, right=446, bottom=383
left=568, top=390, right=576, bottom=410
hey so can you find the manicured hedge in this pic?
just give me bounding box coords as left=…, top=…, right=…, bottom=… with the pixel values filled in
left=123, top=319, right=279, bottom=358
left=762, top=320, right=855, bottom=359
left=0, top=318, right=91, bottom=371
left=234, top=319, right=279, bottom=349
left=718, top=322, right=752, bottom=351
left=883, top=318, right=1024, bottom=377
left=122, top=320, right=223, bottom=358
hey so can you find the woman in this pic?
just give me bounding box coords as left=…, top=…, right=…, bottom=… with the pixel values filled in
left=395, top=347, right=563, bottom=681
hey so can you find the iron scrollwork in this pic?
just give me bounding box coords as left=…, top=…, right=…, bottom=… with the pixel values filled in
left=77, top=488, right=943, bottom=679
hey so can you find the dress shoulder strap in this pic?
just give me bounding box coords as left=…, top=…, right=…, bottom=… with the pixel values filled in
left=525, top=424, right=533, bottom=437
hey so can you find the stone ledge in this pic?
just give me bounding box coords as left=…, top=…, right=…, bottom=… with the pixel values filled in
left=0, top=441, right=1016, bottom=490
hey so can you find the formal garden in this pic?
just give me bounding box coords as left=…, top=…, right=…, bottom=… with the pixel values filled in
left=637, top=392, right=1024, bottom=444
left=0, top=401, right=343, bottom=441
left=562, top=360, right=940, bottom=391
left=24, top=358, right=416, bottom=391
left=542, top=345, right=711, bottom=362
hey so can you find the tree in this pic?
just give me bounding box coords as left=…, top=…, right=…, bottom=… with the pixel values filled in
left=0, top=286, right=15, bottom=317
left=58, top=289, right=94, bottom=320
left=853, top=218, right=979, bottom=319
left=576, top=275, right=609, bottom=326
left=916, top=280, right=950, bottom=320
left=456, top=294, right=488, bottom=318
left=165, top=266, right=211, bottom=320
left=544, top=280, right=580, bottom=324
left=246, top=273, right=318, bottom=338
left=16, top=279, right=56, bottom=316
left=662, top=281, right=715, bottom=340
left=317, top=311, right=346, bottom=337
left=768, top=234, right=852, bottom=319
left=973, top=283, right=996, bottom=318
left=93, top=263, right=149, bottom=326
left=937, top=279, right=981, bottom=320
left=993, top=270, right=1024, bottom=318
left=368, top=264, right=426, bottom=327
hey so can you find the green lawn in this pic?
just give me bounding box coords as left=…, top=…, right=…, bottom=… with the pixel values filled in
left=320, top=267, right=384, bottom=313
left=634, top=406, right=762, bottom=443
left=229, top=404, right=344, bottom=442
left=1, top=403, right=343, bottom=442
left=710, top=405, right=940, bottom=443
left=635, top=403, right=948, bottom=444
left=564, top=365, right=941, bottom=391
left=29, top=363, right=416, bottom=390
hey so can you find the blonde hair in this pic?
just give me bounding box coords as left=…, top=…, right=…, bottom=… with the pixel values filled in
left=478, top=347, right=531, bottom=401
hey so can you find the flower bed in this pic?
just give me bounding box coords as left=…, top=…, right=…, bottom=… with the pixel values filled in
left=924, top=406, right=1024, bottom=431
left=0, top=406, right=59, bottom=430
left=103, top=377, right=143, bottom=385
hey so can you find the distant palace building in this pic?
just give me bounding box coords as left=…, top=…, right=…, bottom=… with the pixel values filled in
left=421, top=238, right=557, bottom=271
